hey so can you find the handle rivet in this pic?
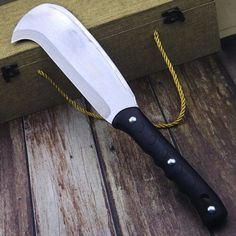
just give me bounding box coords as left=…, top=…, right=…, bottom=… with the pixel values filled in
left=129, top=116, right=137, bottom=123
left=207, top=206, right=216, bottom=213
left=167, top=158, right=176, bottom=165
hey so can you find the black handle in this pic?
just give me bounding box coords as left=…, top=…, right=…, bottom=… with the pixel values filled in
left=112, top=107, right=227, bottom=227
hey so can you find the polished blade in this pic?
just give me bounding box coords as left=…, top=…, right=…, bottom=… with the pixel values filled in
left=12, top=3, right=138, bottom=123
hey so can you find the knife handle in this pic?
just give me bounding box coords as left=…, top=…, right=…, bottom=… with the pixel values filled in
left=112, top=107, right=227, bottom=227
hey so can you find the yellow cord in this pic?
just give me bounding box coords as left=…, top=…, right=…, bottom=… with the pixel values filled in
left=153, top=31, right=186, bottom=128
left=37, top=31, right=186, bottom=128
left=37, top=69, right=103, bottom=120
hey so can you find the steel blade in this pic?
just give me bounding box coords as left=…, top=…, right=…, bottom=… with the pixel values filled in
left=12, top=3, right=138, bottom=123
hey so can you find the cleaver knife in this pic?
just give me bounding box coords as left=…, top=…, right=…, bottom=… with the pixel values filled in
left=12, top=4, right=227, bottom=227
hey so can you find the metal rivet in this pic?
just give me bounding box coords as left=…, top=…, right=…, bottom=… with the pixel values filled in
left=129, top=116, right=137, bottom=123
left=207, top=206, right=216, bottom=213
left=167, top=158, right=176, bottom=165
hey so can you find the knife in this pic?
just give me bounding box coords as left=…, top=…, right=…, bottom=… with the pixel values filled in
left=12, top=3, right=227, bottom=227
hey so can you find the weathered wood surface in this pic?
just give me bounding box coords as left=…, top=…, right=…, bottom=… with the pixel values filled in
left=1, top=54, right=236, bottom=235
left=23, top=101, right=115, bottom=235
left=149, top=55, right=236, bottom=235
left=92, top=79, right=209, bottom=235
left=0, top=119, right=34, bottom=236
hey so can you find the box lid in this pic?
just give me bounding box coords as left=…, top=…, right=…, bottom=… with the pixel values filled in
left=0, top=0, right=212, bottom=63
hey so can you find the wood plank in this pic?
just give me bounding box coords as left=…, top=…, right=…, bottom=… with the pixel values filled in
left=149, top=55, right=236, bottom=235
left=23, top=100, right=115, bottom=235
left=92, top=78, right=210, bottom=235
left=0, top=119, right=34, bottom=236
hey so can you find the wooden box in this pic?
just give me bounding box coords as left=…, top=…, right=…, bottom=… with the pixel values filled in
left=0, top=0, right=220, bottom=123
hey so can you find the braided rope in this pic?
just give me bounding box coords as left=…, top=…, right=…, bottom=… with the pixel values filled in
left=153, top=31, right=186, bottom=128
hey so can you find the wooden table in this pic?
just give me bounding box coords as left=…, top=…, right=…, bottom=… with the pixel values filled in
left=0, top=54, right=236, bottom=235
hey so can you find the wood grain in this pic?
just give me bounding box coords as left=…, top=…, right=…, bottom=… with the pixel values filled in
left=149, top=55, right=236, bottom=235
left=0, top=119, right=34, bottom=236
left=92, top=78, right=210, bottom=235
left=23, top=100, right=115, bottom=236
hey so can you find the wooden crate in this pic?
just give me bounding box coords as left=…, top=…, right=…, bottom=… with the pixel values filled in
left=0, top=0, right=220, bottom=123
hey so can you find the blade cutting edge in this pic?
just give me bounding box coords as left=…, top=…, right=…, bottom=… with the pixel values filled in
left=12, top=3, right=138, bottom=123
